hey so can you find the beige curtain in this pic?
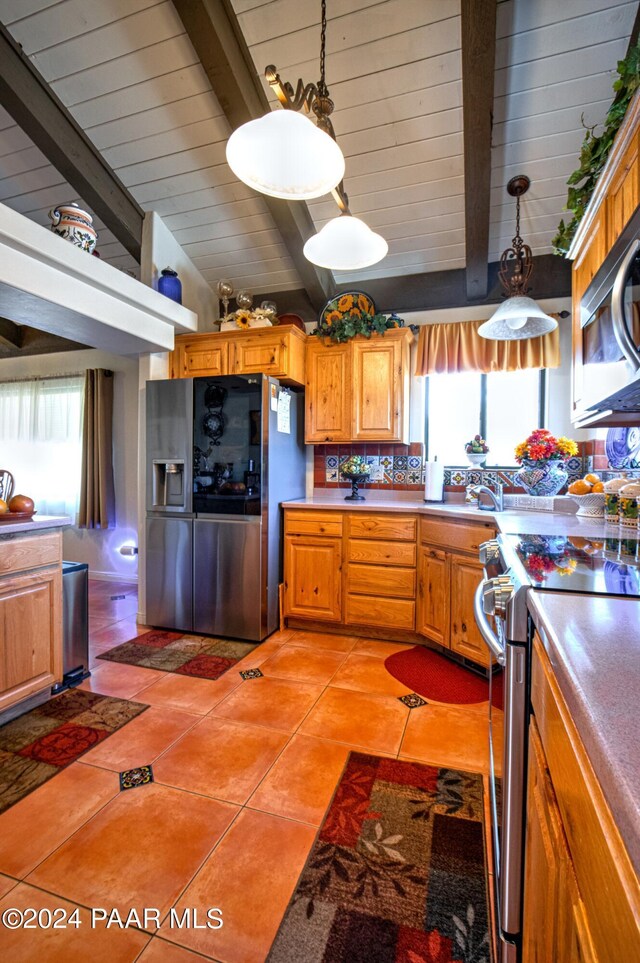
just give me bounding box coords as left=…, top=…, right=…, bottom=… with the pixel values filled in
left=78, top=369, right=115, bottom=529
left=415, top=317, right=561, bottom=375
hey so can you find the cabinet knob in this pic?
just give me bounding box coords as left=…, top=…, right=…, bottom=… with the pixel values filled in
left=461, top=621, right=467, bottom=633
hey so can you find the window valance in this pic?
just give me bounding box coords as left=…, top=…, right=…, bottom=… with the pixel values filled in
left=415, top=317, right=561, bottom=375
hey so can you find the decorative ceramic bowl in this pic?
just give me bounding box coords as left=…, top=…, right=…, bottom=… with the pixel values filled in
left=466, top=452, right=487, bottom=467
left=571, top=492, right=606, bottom=517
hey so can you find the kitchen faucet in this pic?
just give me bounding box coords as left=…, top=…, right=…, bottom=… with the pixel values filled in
left=468, top=482, right=504, bottom=512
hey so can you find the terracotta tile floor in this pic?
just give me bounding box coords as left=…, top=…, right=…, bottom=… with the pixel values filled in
left=0, top=578, right=500, bottom=961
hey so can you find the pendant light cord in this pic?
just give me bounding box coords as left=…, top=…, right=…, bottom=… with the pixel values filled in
left=318, top=0, right=328, bottom=97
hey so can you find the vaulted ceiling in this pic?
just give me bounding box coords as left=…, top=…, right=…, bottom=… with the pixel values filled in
left=0, top=0, right=637, bottom=320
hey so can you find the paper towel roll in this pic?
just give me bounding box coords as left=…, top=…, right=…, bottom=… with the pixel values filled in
left=424, top=460, right=444, bottom=502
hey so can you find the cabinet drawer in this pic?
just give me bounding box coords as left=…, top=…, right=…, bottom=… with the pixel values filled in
left=420, top=516, right=495, bottom=554
left=0, top=532, right=62, bottom=576
left=347, top=538, right=416, bottom=567
left=285, top=511, right=343, bottom=537
left=346, top=593, right=415, bottom=630
left=347, top=563, right=415, bottom=598
left=349, top=513, right=416, bottom=541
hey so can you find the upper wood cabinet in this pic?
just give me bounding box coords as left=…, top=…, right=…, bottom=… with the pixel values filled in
left=305, top=340, right=352, bottom=442
left=570, top=94, right=640, bottom=422
left=304, top=329, right=413, bottom=443
left=170, top=325, right=306, bottom=387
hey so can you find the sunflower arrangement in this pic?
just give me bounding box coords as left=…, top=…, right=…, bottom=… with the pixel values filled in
left=221, top=306, right=278, bottom=328
left=315, top=292, right=405, bottom=343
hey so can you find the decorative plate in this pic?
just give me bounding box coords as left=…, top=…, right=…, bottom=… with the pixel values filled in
left=0, top=511, right=37, bottom=521
left=605, top=427, right=640, bottom=469
left=319, top=291, right=376, bottom=326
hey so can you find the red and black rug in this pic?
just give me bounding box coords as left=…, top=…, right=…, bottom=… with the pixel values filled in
left=0, top=688, right=147, bottom=814
left=385, top=647, right=504, bottom=711
left=268, top=752, right=492, bottom=963
left=98, top=630, right=258, bottom=680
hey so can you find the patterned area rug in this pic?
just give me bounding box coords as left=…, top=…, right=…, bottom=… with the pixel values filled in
left=385, top=646, right=504, bottom=711
left=268, top=752, right=492, bottom=963
left=98, top=630, right=259, bottom=680
left=0, top=689, right=147, bottom=814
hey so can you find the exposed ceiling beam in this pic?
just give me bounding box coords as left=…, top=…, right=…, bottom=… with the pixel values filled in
left=461, top=0, right=497, bottom=301
left=0, top=23, right=144, bottom=261
left=335, top=254, right=572, bottom=315
left=0, top=318, right=23, bottom=349
left=172, top=0, right=333, bottom=312
left=0, top=322, right=88, bottom=358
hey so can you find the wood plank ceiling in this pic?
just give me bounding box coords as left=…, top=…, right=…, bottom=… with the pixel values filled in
left=0, top=0, right=636, bottom=319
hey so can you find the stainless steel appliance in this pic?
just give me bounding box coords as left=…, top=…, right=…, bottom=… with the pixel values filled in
left=475, top=529, right=640, bottom=962
left=52, top=561, right=90, bottom=693
left=145, top=374, right=305, bottom=640
left=575, top=228, right=640, bottom=427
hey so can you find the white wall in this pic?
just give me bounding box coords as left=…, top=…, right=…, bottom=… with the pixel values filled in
left=0, top=348, right=139, bottom=580
left=141, top=211, right=218, bottom=331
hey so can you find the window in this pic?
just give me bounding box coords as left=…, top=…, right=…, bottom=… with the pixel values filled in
left=425, top=369, right=545, bottom=465
left=0, top=376, right=84, bottom=516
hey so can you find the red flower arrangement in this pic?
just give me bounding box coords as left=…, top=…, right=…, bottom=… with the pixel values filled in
left=514, top=429, right=578, bottom=464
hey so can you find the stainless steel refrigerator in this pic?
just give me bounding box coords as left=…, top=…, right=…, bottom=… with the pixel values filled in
left=145, top=374, right=305, bottom=641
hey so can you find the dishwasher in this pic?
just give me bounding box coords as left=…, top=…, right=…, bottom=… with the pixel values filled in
left=52, top=561, right=90, bottom=694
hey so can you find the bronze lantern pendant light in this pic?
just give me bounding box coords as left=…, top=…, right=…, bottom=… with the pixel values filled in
left=225, top=0, right=387, bottom=271
left=478, top=175, right=557, bottom=340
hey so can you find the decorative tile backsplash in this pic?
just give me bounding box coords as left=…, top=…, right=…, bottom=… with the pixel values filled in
left=313, top=440, right=634, bottom=493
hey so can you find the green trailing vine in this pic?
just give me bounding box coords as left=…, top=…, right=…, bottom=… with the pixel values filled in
left=552, top=42, right=640, bottom=256
left=314, top=311, right=405, bottom=343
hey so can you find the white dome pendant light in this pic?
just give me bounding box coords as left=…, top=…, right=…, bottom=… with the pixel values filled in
left=225, top=1, right=345, bottom=201
left=478, top=176, right=557, bottom=341
left=303, top=210, right=388, bottom=270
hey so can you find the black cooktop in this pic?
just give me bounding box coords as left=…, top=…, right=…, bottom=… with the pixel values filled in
left=501, top=531, right=640, bottom=598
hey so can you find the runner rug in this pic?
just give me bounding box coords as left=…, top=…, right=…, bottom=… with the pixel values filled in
left=385, top=646, right=504, bottom=711
left=268, top=751, right=493, bottom=963
left=0, top=689, right=147, bottom=814
left=98, top=630, right=258, bottom=680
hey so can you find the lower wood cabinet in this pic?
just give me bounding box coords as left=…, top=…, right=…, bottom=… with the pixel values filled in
left=283, top=508, right=493, bottom=667
left=416, top=546, right=449, bottom=646
left=417, top=519, right=496, bottom=667
left=523, top=636, right=640, bottom=962
left=0, top=531, right=63, bottom=715
left=283, top=534, right=342, bottom=622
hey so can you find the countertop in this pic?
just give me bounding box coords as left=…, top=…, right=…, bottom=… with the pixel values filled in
left=282, top=493, right=616, bottom=539
left=528, top=591, right=640, bottom=875
left=0, top=514, right=72, bottom=536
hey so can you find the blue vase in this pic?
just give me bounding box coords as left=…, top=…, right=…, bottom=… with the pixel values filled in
left=515, top=459, right=568, bottom=497
left=158, top=267, right=182, bottom=304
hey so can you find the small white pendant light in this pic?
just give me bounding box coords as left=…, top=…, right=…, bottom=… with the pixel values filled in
left=303, top=212, right=388, bottom=270
left=478, top=175, right=558, bottom=341
left=226, top=109, right=345, bottom=201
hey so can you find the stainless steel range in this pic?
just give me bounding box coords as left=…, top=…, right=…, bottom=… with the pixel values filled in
left=474, top=529, right=640, bottom=963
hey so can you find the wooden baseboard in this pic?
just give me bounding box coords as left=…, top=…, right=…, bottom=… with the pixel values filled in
left=285, top=617, right=427, bottom=646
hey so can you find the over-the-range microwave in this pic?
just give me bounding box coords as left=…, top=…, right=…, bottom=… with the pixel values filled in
left=574, top=215, right=640, bottom=428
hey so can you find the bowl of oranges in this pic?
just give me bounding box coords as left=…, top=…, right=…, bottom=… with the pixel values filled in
left=567, top=473, right=605, bottom=516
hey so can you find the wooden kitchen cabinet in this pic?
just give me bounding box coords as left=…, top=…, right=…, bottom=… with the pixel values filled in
left=170, top=324, right=306, bottom=386
left=304, top=329, right=413, bottom=443
left=449, top=554, right=490, bottom=665
left=304, top=339, right=352, bottom=442
left=0, top=530, right=63, bottom=715
left=417, top=517, right=495, bottom=668
left=416, top=545, right=449, bottom=646
left=523, top=635, right=640, bottom=962
left=283, top=510, right=344, bottom=622
left=570, top=93, right=640, bottom=423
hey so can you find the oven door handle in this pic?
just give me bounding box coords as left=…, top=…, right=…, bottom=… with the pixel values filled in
left=474, top=581, right=506, bottom=666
